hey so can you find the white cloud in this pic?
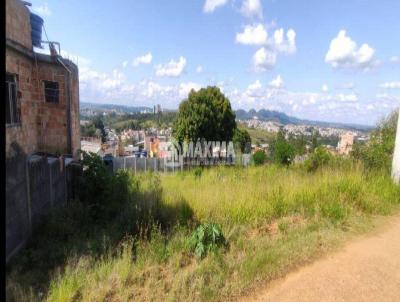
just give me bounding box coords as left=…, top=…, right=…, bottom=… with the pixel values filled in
left=236, top=24, right=268, bottom=45
left=390, top=56, right=400, bottom=64
left=33, top=3, right=52, bottom=16
left=196, top=65, right=203, bottom=73
left=235, top=26, right=296, bottom=53
left=269, top=75, right=284, bottom=88
left=132, top=52, right=153, bottom=66
left=122, top=61, right=128, bottom=68
left=248, top=79, right=262, bottom=91
left=321, top=84, right=329, bottom=92
left=235, top=24, right=296, bottom=70
left=154, top=56, right=187, bottom=77
left=380, top=81, right=400, bottom=89
left=178, top=82, right=202, bottom=98
left=336, top=93, right=358, bottom=102
left=341, top=82, right=355, bottom=90
left=246, top=80, right=262, bottom=97
left=325, top=30, right=376, bottom=70
left=203, top=0, right=228, bottom=13
left=252, top=47, right=276, bottom=71
left=273, top=28, right=296, bottom=54
left=240, top=0, right=263, bottom=19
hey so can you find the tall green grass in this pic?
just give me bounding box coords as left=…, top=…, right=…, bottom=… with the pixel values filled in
left=6, top=163, right=400, bottom=302
left=162, top=163, right=399, bottom=226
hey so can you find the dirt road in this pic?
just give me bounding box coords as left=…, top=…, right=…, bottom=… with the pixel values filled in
left=240, top=216, right=400, bottom=302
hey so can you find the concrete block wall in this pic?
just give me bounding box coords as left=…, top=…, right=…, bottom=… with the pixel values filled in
left=6, top=149, right=77, bottom=262
left=6, top=144, right=31, bottom=260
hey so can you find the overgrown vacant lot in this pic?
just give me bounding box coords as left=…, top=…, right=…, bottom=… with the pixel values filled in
left=6, top=163, right=400, bottom=302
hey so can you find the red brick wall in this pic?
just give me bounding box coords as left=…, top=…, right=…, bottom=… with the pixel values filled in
left=6, top=48, right=38, bottom=156
left=6, top=49, right=81, bottom=158
left=6, top=0, right=32, bottom=50
left=6, top=0, right=80, bottom=159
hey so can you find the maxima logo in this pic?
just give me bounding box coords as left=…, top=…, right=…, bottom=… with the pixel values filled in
left=159, top=139, right=242, bottom=167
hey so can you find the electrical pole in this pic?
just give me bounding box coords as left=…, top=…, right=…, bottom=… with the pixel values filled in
left=392, top=108, right=400, bottom=184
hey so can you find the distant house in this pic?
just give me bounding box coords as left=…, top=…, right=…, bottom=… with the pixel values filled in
left=337, top=132, right=355, bottom=155
left=80, top=140, right=101, bottom=155
left=260, top=143, right=269, bottom=152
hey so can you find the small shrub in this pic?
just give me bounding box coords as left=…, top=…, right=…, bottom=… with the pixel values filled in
left=252, top=150, right=267, bottom=166
left=304, top=146, right=332, bottom=172
left=193, top=167, right=203, bottom=179
left=188, top=223, right=226, bottom=258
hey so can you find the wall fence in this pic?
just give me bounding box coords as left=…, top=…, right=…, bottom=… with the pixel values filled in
left=112, top=154, right=252, bottom=174
left=6, top=153, right=81, bottom=263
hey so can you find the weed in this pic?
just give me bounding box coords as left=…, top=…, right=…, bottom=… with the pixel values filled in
left=188, top=223, right=226, bottom=259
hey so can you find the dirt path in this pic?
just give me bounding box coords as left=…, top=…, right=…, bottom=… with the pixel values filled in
left=240, top=216, right=400, bottom=302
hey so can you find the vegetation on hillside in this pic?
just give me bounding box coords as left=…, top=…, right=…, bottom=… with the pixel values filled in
left=6, top=110, right=399, bottom=302
left=6, top=156, right=400, bottom=301
left=351, top=109, right=399, bottom=173
left=237, top=123, right=276, bottom=145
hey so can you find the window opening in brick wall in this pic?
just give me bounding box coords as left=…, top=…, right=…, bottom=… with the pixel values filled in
left=5, top=73, right=21, bottom=125
left=43, top=80, right=59, bottom=103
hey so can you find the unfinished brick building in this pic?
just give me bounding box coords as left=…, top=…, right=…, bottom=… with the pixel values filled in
left=6, top=0, right=81, bottom=261
left=6, top=0, right=80, bottom=158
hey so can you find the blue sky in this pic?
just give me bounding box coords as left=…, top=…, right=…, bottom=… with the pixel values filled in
left=30, top=0, right=399, bottom=125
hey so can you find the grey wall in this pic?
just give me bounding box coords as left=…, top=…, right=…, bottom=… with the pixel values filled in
left=112, top=155, right=250, bottom=174
left=6, top=149, right=78, bottom=263
left=6, top=144, right=30, bottom=261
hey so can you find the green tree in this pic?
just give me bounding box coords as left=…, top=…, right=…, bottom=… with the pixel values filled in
left=351, top=109, right=398, bottom=172
left=271, top=129, right=295, bottom=165
left=80, top=122, right=97, bottom=137
left=173, top=86, right=237, bottom=142
left=93, top=117, right=107, bottom=143
left=310, top=129, right=320, bottom=152
left=288, top=134, right=307, bottom=155
left=252, top=149, right=267, bottom=166
left=304, top=146, right=332, bottom=172
left=233, top=128, right=251, bottom=153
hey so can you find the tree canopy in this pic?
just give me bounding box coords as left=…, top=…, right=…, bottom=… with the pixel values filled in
left=270, top=128, right=296, bottom=166
left=233, top=128, right=251, bottom=153
left=173, top=86, right=237, bottom=142
left=351, top=109, right=398, bottom=172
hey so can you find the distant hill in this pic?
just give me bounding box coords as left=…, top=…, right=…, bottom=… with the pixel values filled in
left=80, top=102, right=371, bottom=131
left=80, top=102, right=153, bottom=113
left=235, top=109, right=372, bottom=131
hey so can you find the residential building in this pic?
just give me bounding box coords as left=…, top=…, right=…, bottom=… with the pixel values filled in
left=337, top=132, right=355, bottom=155
left=6, top=0, right=80, bottom=159
left=6, top=0, right=80, bottom=261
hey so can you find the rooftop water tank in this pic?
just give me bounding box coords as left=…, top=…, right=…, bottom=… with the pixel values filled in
left=30, top=13, right=43, bottom=48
